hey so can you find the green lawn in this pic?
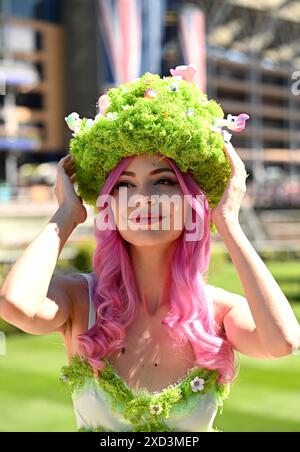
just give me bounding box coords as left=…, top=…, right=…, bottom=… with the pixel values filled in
left=215, top=351, right=300, bottom=432
left=208, top=249, right=300, bottom=304
left=0, top=253, right=299, bottom=432
left=0, top=334, right=75, bottom=432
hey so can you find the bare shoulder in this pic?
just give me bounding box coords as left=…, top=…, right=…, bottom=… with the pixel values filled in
left=49, top=272, right=87, bottom=300
left=50, top=272, right=91, bottom=335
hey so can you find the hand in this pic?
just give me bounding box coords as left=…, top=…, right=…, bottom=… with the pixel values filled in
left=211, top=142, right=248, bottom=229
left=54, top=153, right=87, bottom=225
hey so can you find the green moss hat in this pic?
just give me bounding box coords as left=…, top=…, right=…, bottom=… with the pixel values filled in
left=65, top=64, right=249, bottom=233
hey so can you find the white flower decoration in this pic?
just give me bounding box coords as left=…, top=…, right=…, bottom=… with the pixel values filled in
left=190, top=376, right=205, bottom=392
left=94, top=113, right=103, bottom=122
left=106, top=112, right=118, bottom=121
left=210, top=124, right=233, bottom=144
left=186, top=108, right=194, bottom=116
left=150, top=404, right=163, bottom=415
left=59, top=374, right=69, bottom=383
left=85, top=119, right=95, bottom=129
left=169, top=82, right=179, bottom=92
left=65, top=112, right=82, bottom=136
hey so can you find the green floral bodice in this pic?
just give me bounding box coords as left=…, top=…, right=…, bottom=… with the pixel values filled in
left=59, top=354, right=230, bottom=432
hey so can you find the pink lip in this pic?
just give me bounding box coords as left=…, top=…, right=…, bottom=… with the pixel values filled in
left=129, top=215, right=166, bottom=224
left=140, top=216, right=162, bottom=219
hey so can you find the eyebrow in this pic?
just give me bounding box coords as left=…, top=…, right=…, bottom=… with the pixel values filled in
left=120, top=168, right=176, bottom=177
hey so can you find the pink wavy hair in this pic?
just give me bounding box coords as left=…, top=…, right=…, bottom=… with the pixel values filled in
left=77, top=155, right=239, bottom=384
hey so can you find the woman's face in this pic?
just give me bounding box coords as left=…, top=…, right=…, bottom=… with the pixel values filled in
left=110, top=153, right=187, bottom=247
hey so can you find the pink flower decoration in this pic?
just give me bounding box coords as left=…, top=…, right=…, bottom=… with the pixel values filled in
left=144, top=88, right=157, bottom=99
left=170, top=64, right=197, bottom=83
left=98, top=94, right=110, bottom=116
left=234, top=113, right=250, bottom=132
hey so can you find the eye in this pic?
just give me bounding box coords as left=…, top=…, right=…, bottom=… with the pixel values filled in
left=155, top=178, right=177, bottom=186
left=114, top=178, right=177, bottom=189
left=114, top=181, right=134, bottom=189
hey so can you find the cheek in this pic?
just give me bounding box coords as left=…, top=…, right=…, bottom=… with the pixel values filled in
left=173, top=203, right=186, bottom=231
left=110, top=196, right=118, bottom=219
left=110, top=196, right=124, bottom=227
left=112, top=197, right=133, bottom=230
left=156, top=198, right=184, bottom=232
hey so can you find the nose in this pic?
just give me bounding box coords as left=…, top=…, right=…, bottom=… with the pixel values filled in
left=135, top=193, right=161, bottom=215
left=136, top=193, right=153, bottom=206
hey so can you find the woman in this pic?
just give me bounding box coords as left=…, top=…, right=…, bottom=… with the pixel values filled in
left=0, top=66, right=299, bottom=432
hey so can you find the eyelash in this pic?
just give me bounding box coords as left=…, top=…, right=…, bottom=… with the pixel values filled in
left=114, top=178, right=177, bottom=189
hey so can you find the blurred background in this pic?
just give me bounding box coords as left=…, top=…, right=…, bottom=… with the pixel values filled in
left=0, top=0, right=299, bottom=432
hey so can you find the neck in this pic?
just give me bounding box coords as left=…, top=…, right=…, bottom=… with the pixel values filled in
left=128, top=240, right=178, bottom=317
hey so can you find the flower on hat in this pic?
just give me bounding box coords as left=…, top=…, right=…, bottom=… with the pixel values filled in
left=214, top=113, right=250, bottom=133
left=190, top=376, right=205, bottom=392
left=169, top=82, right=179, bottom=92
left=106, top=112, right=118, bottom=121
left=211, top=112, right=250, bottom=144
left=186, top=108, right=194, bottom=116
left=86, top=119, right=95, bottom=129
left=144, top=88, right=157, bottom=99
left=227, top=113, right=250, bottom=132
left=98, top=94, right=110, bottom=116
left=150, top=403, right=163, bottom=415
left=170, top=64, right=197, bottom=82
left=64, top=112, right=82, bottom=136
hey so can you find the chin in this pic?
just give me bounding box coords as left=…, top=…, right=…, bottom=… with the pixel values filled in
left=119, top=228, right=183, bottom=247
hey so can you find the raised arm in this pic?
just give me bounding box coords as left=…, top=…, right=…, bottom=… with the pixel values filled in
left=211, top=143, right=300, bottom=358
left=0, top=154, right=87, bottom=335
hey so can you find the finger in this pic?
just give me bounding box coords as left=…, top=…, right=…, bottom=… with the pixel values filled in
left=63, top=161, right=75, bottom=175
left=62, top=154, right=72, bottom=162
left=66, top=167, right=76, bottom=178
left=70, top=173, right=77, bottom=183
left=63, top=158, right=75, bottom=169
left=64, top=163, right=76, bottom=174
left=63, top=157, right=75, bottom=168
left=60, top=154, right=74, bottom=166
left=58, top=156, right=71, bottom=170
